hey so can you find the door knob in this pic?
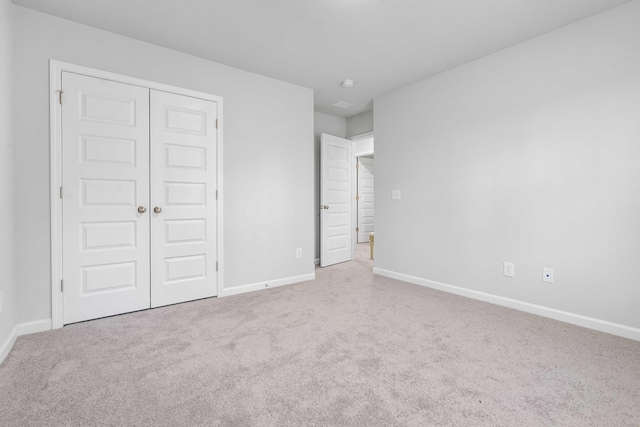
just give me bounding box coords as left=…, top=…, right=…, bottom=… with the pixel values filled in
left=138, top=206, right=147, bottom=213
left=154, top=206, right=162, bottom=214
left=323, top=205, right=329, bottom=210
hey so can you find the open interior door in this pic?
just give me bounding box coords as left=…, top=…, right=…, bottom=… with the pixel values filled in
left=320, top=133, right=352, bottom=267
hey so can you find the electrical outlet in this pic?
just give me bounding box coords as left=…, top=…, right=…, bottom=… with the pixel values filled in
left=392, top=189, right=401, bottom=200
left=296, top=248, right=302, bottom=259
left=503, top=262, right=515, bottom=278
left=543, top=268, right=554, bottom=283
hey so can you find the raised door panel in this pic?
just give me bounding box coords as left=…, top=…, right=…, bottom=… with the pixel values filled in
left=320, top=133, right=352, bottom=267
left=62, top=72, right=151, bottom=324
left=150, top=90, right=218, bottom=307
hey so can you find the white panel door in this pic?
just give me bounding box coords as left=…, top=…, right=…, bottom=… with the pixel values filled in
left=357, top=157, right=375, bottom=243
left=320, top=133, right=352, bottom=267
left=150, top=90, right=218, bottom=307
left=62, top=72, right=150, bottom=324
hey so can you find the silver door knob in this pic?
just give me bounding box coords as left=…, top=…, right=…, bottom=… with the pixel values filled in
left=323, top=205, right=329, bottom=210
left=154, top=206, right=162, bottom=214
left=138, top=206, right=147, bottom=213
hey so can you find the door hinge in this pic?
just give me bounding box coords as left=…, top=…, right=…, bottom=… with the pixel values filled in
left=355, top=195, right=359, bottom=201
left=216, top=262, right=218, bottom=271
left=60, top=279, right=64, bottom=292
left=59, top=186, right=63, bottom=199
left=216, top=119, right=218, bottom=129
left=356, top=162, right=359, bottom=170
left=57, top=90, right=63, bottom=105
left=356, top=227, right=360, bottom=232
left=216, top=190, right=218, bottom=200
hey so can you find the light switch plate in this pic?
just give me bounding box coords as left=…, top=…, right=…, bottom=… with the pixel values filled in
left=392, top=189, right=401, bottom=200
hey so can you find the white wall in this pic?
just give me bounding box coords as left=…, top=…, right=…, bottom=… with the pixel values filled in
left=314, top=112, right=346, bottom=259
left=353, top=136, right=374, bottom=157
left=13, top=6, right=314, bottom=324
left=374, top=1, right=640, bottom=334
left=0, top=0, right=17, bottom=361
left=346, top=110, right=373, bottom=138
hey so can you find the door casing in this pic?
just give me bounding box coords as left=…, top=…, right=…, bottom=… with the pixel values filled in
left=49, top=60, right=224, bottom=329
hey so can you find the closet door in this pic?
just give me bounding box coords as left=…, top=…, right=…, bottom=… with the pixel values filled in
left=150, top=90, right=218, bottom=307
left=62, top=72, right=151, bottom=324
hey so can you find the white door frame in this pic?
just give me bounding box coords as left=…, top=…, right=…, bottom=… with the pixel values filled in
left=49, top=60, right=224, bottom=329
left=350, top=132, right=374, bottom=259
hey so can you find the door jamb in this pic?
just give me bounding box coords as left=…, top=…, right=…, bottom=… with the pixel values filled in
left=49, top=60, right=225, bottom=329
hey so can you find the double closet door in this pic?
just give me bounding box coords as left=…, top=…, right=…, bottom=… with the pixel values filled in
left=61, top=72, right=218, bottom=324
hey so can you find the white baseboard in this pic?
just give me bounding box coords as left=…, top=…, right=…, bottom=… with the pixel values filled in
left=373, top=268, right=640, bottom=342
left=17, top=319, right=52, bottom=336
left=0, top=325, right=18, bottom=365
left=0, top=318, right=52, bottom=365
left=221, top=273, right=316, bottom=297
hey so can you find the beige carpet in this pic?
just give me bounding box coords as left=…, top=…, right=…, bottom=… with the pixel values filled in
left=1, top=243, right=639, bottom=426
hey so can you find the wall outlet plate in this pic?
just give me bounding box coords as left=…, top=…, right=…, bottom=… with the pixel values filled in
left=296, top=248, right=302, bottom=259
left=543, top=268, right=554, bottom=283
left=503, top=262, right=515, bottom=278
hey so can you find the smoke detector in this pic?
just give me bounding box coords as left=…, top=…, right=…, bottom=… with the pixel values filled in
left=341, top=79, right=355, bottom=88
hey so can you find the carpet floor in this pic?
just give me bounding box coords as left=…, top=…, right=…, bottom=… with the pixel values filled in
left=1, top=244, right=640, bottom=426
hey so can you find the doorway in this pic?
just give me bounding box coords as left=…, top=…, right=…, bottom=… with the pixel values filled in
left=319, top=132, right=374, bottom=267
left=356, top=156, right=374, bottom=243
left=352, top=134, right=374, bottom=262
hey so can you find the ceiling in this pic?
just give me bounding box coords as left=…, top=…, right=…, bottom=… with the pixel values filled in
left=14, top=0, right=630, bottom=118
